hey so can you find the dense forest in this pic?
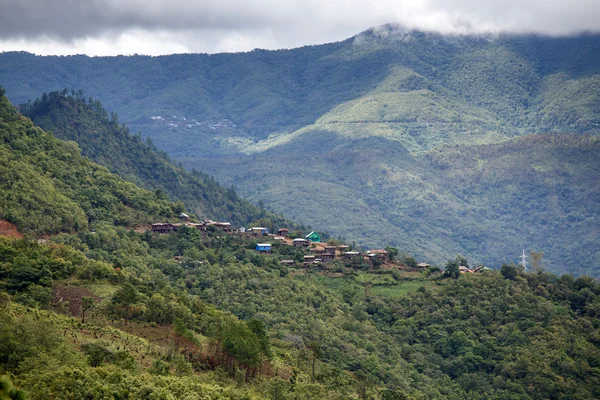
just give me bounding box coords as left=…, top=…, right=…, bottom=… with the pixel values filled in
left=1, top=25, right=599, bottom=275
left=1, top=88, right=600, bottom=399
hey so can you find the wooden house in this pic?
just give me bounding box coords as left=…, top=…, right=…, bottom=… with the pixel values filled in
left=324, top=246, right=337, bottom=254
left=305, top=231, right=321, bottom=243
left=248, top=227, right=269, bottom=236
left=321, top=253, right=335, bottom=263
left=256, top=243, right=272, bottom=253
left=303, top=255, right=316, bottom=267
left=151, top=223, right=173, bottom=234
left=293, top=238, right=310, bottom=247
left=280, top=259, right=296, bottom=266
left=367, top=249, right=388, bottom=261
left=214, top=222, right=232, bottom=232
left=343, top=251, right=361, bottom=259
left=277, top=228, right=289, bottom=237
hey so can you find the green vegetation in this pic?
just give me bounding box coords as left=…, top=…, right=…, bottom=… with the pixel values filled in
left=0, top=87, right=180, bottom=235
left=19, top=90, right=298, bottom=230
left=2, top=26, right=598, bottom=275
left=1, top=223, right=600, bottom=399
left=3, top=67, right=600, bottom=399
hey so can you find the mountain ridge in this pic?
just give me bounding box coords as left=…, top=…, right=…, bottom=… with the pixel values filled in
left=1, top=25, right=599, bottom=275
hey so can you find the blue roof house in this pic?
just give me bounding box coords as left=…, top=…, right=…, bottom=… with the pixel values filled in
left=256, top=243, right=272, bottom=253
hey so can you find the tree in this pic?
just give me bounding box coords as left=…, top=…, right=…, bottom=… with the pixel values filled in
left=444, top=260, right=460, bottom=279
left=112, top=283, right=139, bottom=325
left=81, top=296, right=94, bottom=324
left=307, top=340, right=323, bottom=383
left=0, top=375, right=26, bottom=400
left=384, top=247, right=399, bottom=262
left=530, top=251, right=545, bottom=273
left=501, top=264, right=518, bottom=280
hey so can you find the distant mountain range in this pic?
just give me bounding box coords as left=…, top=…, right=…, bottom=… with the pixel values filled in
left=1, top=24, right=599, bottom=275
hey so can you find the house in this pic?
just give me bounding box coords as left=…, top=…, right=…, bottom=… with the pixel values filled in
left=277, top=228, right=289, bottom=237
left=214, top=222, right=232, bottom=232
left=305, top=231, right=321, bottom=243
left=293, top=238, right=310, bottom=247
left=417, top=263, right=430, bottom=269
left=179, top=213, right=190, bottom=221
left=310, top=248, right=325, bottom=254
left=280, top=259, right=296, bottom=266
left=303, top=255, right=316, bottom=266
left=324, top=246, right=337, bottom=254
left=321, top=253, right=335, bottom=263
left=367, top=249, right=388, bottom=262
left=343, top=251, right=361, bottom=259
left=151, top=223, right=173, bottom=234
left=248, top=227, right=269, bottom=236
left=256, top=243, right=272, bottom=253
left=458, top=265, right=470, bottom=273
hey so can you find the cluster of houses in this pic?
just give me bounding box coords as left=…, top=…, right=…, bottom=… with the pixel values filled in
left=151, top=216, right=440, bottom=270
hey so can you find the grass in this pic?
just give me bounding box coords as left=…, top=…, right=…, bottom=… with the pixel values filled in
left=370, top=280, right=440, bottom=299
left=84, top=282, right=120, bottom=298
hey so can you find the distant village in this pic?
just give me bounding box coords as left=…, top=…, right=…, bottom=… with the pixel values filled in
left=152, top=214, right=485, bottom=273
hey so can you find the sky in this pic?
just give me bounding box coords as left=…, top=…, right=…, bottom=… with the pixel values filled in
left=1, top=0, right=599, bottom=56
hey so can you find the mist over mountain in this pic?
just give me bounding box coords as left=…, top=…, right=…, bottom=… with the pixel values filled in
left=1, top=25, right=599, bottom=275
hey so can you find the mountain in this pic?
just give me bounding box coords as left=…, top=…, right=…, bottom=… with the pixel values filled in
left=1, top=85, right=600, bottom=399
left=18, top=90, right=298, bottom=231
left=0, top=86, right=182, bottom=235
left=1, top=25, right=599, bottom=275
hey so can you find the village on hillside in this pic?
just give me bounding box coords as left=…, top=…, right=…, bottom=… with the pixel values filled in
left=151, top=214, right=486, bottom=274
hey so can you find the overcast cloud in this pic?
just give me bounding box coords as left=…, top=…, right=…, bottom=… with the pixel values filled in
left=0, top=0, right=599, bottom=56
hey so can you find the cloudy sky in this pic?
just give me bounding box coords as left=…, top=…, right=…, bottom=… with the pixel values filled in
left=1, top=0, right=599, bottom=56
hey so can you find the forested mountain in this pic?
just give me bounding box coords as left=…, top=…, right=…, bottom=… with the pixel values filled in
left=1, top=24, right=599, bottom=275
left=17, top=90, right=297, bottom=230
left=1, top=87, right=600, bottom=399
left=0, top=87, right=182, bottom=235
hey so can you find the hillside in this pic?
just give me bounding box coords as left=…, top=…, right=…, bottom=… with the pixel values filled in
left=1, top=25, right=600, bottom=275
left=1, top=87, right=600, bottom=398
left=1, top=218, right=600, bottom=399
left=0, top=87, right=182, bottom=235
left=18, top=90, right=298, bottom=230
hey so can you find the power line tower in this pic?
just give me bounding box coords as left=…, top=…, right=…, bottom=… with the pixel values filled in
left=519, top=249, right=528, bottom=272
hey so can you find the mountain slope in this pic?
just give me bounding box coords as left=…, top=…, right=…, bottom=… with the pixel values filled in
left=0, top=87, right=180, bottom=235
left=1, top=25, right=600, bottom=274
left=19, top=90, right=298, bottom=230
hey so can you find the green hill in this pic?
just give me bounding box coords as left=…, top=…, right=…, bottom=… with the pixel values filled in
left=1, top=86, right=600, bottom=399
left=18, top=90, right=298, bottom=231
left=0, top=87, right=182, bottom=235
left=1, top=25, right=599, bottom=275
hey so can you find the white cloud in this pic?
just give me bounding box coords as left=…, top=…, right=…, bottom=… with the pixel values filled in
left=0, top=0, right=599, bottom=56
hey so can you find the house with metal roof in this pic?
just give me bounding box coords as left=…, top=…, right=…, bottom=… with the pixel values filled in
left=305, top=231, right=321, bottom=243
left=256, top=243, right=272, bottom=253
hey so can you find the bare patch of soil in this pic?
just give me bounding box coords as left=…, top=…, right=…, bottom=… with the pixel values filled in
left=52, top=284, right=102, bottom=317
left=0, top=220, right=22, bottom=238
